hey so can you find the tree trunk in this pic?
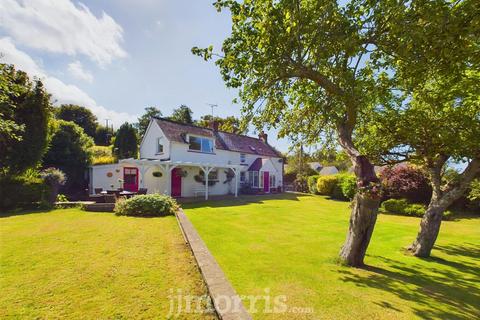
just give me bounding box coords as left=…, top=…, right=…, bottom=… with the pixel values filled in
left=337, top=125, right=381, bottom=267
left=339, top=192, right=380, bottom=266
left=409, top=157, right=480, bottom=257
left=408, top=200, right=447, bottom=257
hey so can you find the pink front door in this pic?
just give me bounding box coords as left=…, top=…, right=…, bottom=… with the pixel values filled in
left=263, top=171, right=270, bottom=192
left=123, top=167, right=139, bottom=192
left=171, top=168, right=182, bottom=197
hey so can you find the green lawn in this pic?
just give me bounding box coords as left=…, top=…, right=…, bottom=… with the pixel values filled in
left=0, top=209, right=214, bottom=319
left=184, top=193, right=480, bottom=320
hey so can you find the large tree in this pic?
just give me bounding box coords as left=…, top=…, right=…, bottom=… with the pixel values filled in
left=0, top=63, right=53, bottom=176
left=43, top=120, right=94, bottom=194
left=193, top=0, right=476, bottom=266
left=196, top=115, right=244, bottom=134
left=169, top=105, right=194, bottom=124
left=55, top=104, right=98, bottom=138
left=360, top=74, right=480, bottom=257
left=136, top=107, right=162, bottom=137
left=113, top=122, right=138, bottom=160
left=356, top=1, right=480, bottom=257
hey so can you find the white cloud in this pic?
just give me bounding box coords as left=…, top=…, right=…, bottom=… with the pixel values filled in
left=0, top=0, right=126, bottom=66
left=0, top=37, right=135, bottom=127
left=68, top=60, right=93, bottom=83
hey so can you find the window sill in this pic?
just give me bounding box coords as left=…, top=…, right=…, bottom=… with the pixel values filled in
left=155, top=152, right=164, bottom=155
left=187, top=150, right=216, bottom=155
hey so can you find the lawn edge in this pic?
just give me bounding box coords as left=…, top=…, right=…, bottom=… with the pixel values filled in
left=176, top=208, right=252, bottom=320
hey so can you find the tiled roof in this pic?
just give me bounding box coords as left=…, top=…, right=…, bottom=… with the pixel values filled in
left=154, top=117, right=280, bottom=157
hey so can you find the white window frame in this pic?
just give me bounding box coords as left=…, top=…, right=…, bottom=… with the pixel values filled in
left=240, top=171, right=246, bottom=182
left=188, top=135, right=214, bottom=153
left=240, top=153, right=246, bottom=163
left=248, top=171, right=259, bottom=188
left=156, top=137, right=164, bottom=154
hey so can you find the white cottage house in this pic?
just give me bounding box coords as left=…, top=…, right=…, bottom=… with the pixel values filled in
left=89, top=117, right=284, bottom=199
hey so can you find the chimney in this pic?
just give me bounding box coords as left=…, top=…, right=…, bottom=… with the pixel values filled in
left=259, top=131, right=268, bottom=143
left=210, top=120, right=219, bottom=131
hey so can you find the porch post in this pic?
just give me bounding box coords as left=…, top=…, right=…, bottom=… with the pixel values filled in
left=232, top=167, right=239, bottom=197
left=140, top=164, right=146, bottom=188
left=203, top=166, right=213, bottom=200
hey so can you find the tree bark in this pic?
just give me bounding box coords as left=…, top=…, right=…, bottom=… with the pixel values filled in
left=338, top=126, right=381, bottom=266
left=409, top=157, right=480, bottom=257
left=339, top=192, right=380, bottom=266
left=408, top=199, right=447, bottom=257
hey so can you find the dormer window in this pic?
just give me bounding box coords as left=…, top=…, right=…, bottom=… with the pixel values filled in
left=156, top=137, right=164, bottom=154
left=189, top=136, right=214, bottom=153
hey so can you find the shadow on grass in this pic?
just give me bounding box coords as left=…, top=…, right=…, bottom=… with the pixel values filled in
left=339, top=244, right=480, bottom=319
left=0, top=208, right=52, bottom=219
left=180, top=192, right=307, bottom=210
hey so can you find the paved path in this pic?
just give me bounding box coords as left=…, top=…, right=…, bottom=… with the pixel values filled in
left=176, top=208, right=252, bottom=320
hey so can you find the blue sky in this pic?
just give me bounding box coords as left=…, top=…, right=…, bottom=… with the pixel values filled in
left=0, top=0, right=290, bottom=152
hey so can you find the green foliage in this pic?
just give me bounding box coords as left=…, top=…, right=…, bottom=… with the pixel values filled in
left=403, top=204, right=426, bottom=217
left=94, top=125, right=113, bottom=146
left=91, top=146, right=116, bottom=165
left=293, top=173, right=308, bottom=193
left=0, top=63, right=53, bottom=176
left=43, top=120, right=93, bottom=193
left=0, top=174, right=51, bottom=210
left=381, top=199, right=409, bottom=215
left=113, top=122, right=138, bottom=160
left=468, top=179, right=480, bottom=202
left=40, top=167, right=67, bottom=187
left=307, top=175, right=320, bottom=194
left=196, top=115, right=244, bottom=134
left=56, top=194, right=68, bottom=202
left=169, top=105, right=193, bottom=124
left=316, top=175, right=339, bottom=196
left=339, top=174, right=357, bottom=200
left=114, top=194, right=179, bottom=217
left=55, top=104, right=98, bottom=138
left=136, top=107, right=162, bottom=137
left=382, top=199, right=427, bottom=217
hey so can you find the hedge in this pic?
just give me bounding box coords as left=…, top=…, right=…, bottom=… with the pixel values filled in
left=0, top=176, right=51, bottom=211
left=381, top=198, right=454, bottom=220
left=307, top=175, right=320, bottom=194
left=114, top=194, right=179, bottom=217
left=316, top=175, right=338, bottom=196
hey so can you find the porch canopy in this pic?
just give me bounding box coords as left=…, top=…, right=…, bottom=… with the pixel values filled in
left=119, top=158, right=243, bottom=199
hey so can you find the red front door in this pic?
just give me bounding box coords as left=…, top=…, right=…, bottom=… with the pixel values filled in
left=171, top=168, right=182, bottom=197
left=123, top=167, right=139, bottom=192
left=263, top=171, right=270, bottom=192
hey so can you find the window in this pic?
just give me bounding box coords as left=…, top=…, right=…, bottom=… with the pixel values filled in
left=240, top=153, right=246, bottom=163
left=248, top=171, right=259, bottom=188
left=189, top=136, right=214, bottom=153
left=240, top=171, right=246, bottom=182
left=156, top=137, right=164, bottom=154
left=259, top=172, right=264, bottom=188
left=208, top=169, right=218, bottom=181
left=270, top=175, right=276, bottom=188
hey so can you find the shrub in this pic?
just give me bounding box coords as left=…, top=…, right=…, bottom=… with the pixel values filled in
left=294, top=173, right=309, bottom=193
left=404, top=204, right=426, bottom=217
left=91, top=146, right=116, bottom=165
left=382, top=199, right=409, bottom=214
left=316, top=175, right=339, bottom=196
left=40, top=167, right=67, bottom=204
left=0, top=175, right=51, bottom=210
left=443, top=210, right=455, bottom=221
left=380, top=165, right=432, bottom=203
left=339, top=174, right=357, bottom=200
left=56, top=194, right=68, bottom=202
left=114, top=194, right=178, bottom=217
left=307, top=175, right=320, bottom=194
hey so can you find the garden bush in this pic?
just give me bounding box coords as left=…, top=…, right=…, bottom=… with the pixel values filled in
left=380, top=165, right=432, bottom=203
left=0, top=175, right=51, bottom=210
left=339, top=174, right=357, bottom=200
left=307, top=175, right=320, bottom=194
left=403, top=204, right=426, bottom=217
left=114, top=194, right=179, bottom=217
left=316, top=175, right=339, bottom=196
left=381, top=199, right=409, bottom=214
left=293, top=173, right=309, bottom=193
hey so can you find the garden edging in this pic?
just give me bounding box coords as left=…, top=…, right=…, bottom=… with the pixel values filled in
left=176, top=208, right=252, bottom=320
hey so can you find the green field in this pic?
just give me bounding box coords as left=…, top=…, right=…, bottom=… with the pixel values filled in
left=0, top=209, right=214, bottom=319
left=184, top=193, right=480, bottom=319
